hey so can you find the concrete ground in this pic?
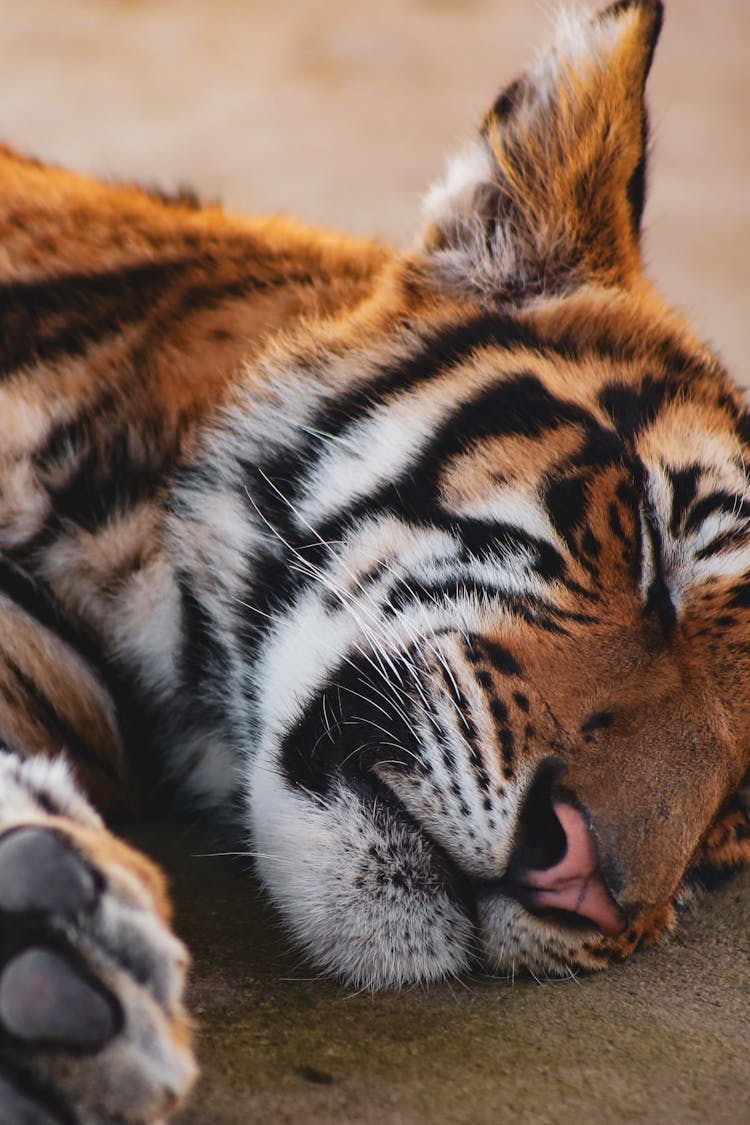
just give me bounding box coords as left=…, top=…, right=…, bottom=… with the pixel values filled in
left=1, top=1, right=749, bottom=1121
left=137, top=818, right=750, bottom=1125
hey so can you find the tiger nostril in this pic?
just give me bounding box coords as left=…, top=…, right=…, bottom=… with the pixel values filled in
left=504, top=759, right=626, bottom=938
left=513, top=757, right=568, bottom=873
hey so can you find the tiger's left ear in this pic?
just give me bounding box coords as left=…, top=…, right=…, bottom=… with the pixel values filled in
left=420, top=0, right=663, bottom=300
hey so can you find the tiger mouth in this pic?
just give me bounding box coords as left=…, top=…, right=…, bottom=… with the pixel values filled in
left=356, top=770, right=610, bottom=944
left=471, top=877, right=604, bottom=933
left=352, top=770, right=482, bottom=926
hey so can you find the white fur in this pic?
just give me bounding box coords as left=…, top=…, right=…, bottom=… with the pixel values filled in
left=444, top=480, right=563, bottom=549
left=249, top=757, right=474, bottom=988
left=109, top=556, right=182, bottom=695
left=421, top=138, right=496, bottom=244
left=0, top=458, right=51, bottom=547
left=643, top=451, right=750, bottom=610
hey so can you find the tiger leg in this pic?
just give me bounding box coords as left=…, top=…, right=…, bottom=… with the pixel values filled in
left=0, top=588, right=196, bottom=1122
left=0, top=750, right=196, bottom=1124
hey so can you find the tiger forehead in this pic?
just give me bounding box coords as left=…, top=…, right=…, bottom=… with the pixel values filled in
left=637, top=399, right=750, bottom=479
left=439, top=425, right=586, bottom=503
left=430, top=349, right=746, bottom=509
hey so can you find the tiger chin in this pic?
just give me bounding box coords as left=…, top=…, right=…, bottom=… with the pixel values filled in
left=0, top=0, right=748, bottom=1121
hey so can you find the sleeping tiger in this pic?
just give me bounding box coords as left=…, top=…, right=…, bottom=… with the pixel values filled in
left=0, top=0, right=747, bottom=1120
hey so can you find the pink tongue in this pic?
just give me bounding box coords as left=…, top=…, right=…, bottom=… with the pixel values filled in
left=524, top=803, right=624, bottom=937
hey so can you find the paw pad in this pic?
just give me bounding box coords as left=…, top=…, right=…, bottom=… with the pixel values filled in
left=0, top=948, right=117, bottom=1049
left=0, top=828, right=96, bottom=915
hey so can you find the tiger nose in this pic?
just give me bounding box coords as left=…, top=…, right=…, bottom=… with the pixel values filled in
left=510, top=761, right=625, bottom=937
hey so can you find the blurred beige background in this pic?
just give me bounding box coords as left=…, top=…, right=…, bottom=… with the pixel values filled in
left=0, top=0, right=747, bottom=383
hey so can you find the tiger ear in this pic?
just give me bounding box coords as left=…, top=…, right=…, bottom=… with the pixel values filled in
left=420, top=0, right=663, bottom=300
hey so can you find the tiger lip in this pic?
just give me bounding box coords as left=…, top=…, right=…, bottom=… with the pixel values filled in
left=368, top=769, right=625, bottom=939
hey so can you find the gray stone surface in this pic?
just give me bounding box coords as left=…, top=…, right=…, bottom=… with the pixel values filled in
left=127, top=821, right=750, bottom=1125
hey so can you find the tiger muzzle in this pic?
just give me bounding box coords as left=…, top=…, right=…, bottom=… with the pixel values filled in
left=499, top=757, right=626, bottom=936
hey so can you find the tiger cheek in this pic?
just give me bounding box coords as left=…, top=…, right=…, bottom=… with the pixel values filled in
left=585, top=901, right=678, bottom=966
left=507, top=608, right=741, bottom=909
left=686, top=799, right=750, bottom=883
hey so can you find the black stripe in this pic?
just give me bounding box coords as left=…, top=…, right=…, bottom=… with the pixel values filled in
left=458, top=520, right=568, bottom=582
left=312, top=314, right=548, bottom=442
left=607, top=501, right=628, bottom=545
left=0, top=255, right=316, bottom=381
left=3, top=659, right=119, bottom=785
left=684, top=491, right=750, bottom=536
left=386, top=577, right=585, bottom=634
left=642, top=515, right=676, bottom=638
left=429, top=663, right=473, bottom=810
left=446, top=674, right=492, bottom=796
left=0, top=259, right=191, bottom=377
left=598, top=376, right=672, bottom=441
left=34, top=393, right=116, bottom=472
left=666, top=465, right=700, bottom=536
left=256, top=313, right=715, bottom=549
left=177, top=578, right=235, bottom=727
left=239, top=322, right=699, bottom=666
left=306, top=374, right=603, bottom=556
left=177, top=268, right=317, bottom=316
left=0, top=557, right=163, bottom=798
left=397, top=372, right=596, bottom=500
left=467, top=636, right=522, bottom=677
left=545, top=474, right=589, bottom=552
left=238, top=338, right=631, bottom=677
left=280, top=657, right=420, bottom=793
left=695, top=529, right=749, bottom=560
left=414, top=672, right=460, bottom=782
left=728, top=579, right=750, bottom=610
left=0, top=558, right=82, bottom=650
left=564, top=331, right=715, bottom=386
left=486, top=695, right=516, bottom=778
left=244, top=316, right=555, bottom=541
left=385, top=566, right=596, bottom=619
left=42, top=426, right=172, bottom=533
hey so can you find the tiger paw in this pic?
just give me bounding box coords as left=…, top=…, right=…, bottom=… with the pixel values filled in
left=0, top=757, right=196, bottom=1124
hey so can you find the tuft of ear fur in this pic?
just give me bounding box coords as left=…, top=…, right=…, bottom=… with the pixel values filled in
left=421, top=0, right=663, bottom=302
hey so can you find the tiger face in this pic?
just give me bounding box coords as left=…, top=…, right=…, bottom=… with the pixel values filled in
left=235, top=0, right=750, bottom=986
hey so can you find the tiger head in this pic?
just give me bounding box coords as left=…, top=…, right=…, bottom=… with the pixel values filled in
left=245, top=0, right=750, bottom=986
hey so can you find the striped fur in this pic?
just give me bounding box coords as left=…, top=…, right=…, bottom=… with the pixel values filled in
left=1, top=1, right=750, bottom=1119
